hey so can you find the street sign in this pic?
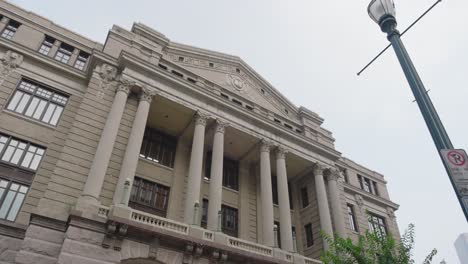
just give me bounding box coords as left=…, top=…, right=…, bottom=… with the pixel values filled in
left=441, top=149, right=468, bottom=214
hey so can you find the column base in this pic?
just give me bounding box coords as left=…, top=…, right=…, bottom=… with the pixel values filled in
left=72, top=195, right=104, bottom=221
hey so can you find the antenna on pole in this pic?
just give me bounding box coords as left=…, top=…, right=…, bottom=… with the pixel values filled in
left=357, top=0, right=443, bottom=76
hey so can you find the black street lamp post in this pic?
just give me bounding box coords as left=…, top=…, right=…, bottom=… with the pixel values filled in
left=367, top=0, right=468, bottom=220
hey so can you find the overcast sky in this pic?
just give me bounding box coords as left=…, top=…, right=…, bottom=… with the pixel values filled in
left=9, top=0, right=468, bottom=262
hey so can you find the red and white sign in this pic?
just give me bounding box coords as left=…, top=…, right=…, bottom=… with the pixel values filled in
left=441, top=149, right=468, bottom=183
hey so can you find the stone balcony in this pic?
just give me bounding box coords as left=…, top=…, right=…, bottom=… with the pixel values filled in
left=97, top=205, right=322, bottom=264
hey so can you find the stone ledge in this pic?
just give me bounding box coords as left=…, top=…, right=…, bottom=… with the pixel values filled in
left=0, top=220, right=27, bottom=239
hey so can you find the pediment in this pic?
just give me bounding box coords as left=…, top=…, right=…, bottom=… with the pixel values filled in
left=165, top=52, right=298, bottom=121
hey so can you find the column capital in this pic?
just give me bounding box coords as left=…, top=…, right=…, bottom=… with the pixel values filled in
left=139, top=86, right=158, bottom=103
left=117, top=78, right=133, bottom=95
left=327, top=168, right=341, bottom=182
left=194, top=111, right=210, bottom=126
left=313, top=163, right=325, bottom=176
left=275, top=146, right=287, bottom=160
left=260, top=139, right=272, bottom=153
left=214, top=119, right=229, bottom=134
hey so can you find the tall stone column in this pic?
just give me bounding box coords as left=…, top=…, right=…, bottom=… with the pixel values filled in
left=77, top=82, right=130, bottom=207
left=275, top=147, right=293, bottom=252
left=313, top=163, right=333, bottom=249
left=183, top=112, right=209, bottom=224
left=259, top=140, right=274, bottom=247
left=327, top=168, right=347, bottom=237
left=112, top=87, right=156, bottom=205
left=207, top=120, right=227, bottom=231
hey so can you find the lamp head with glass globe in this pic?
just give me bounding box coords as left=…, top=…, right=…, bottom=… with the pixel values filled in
left=368, top=0, right=398, bottom=35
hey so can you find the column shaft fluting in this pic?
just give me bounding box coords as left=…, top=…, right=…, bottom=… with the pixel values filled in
left=207, top=121, right=226, bottom=231
left=328, top=169, right=347, bottom=237
left=276, top=148, right=293, bottom=251
left=314, top=163, right=333, bottom=249
left=260, top=141, right=274, bottom=247
left=112, top=89, right=155, bottom=205
left=183, top=113, right=208, bottom=224
left=79, top=85, right=129, bottom=204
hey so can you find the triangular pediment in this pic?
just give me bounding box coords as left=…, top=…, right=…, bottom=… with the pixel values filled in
left=164, top=46, right=299, bottom=121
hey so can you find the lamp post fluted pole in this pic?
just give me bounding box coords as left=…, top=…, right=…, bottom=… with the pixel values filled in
left=373, top=8, right=468, bottom=220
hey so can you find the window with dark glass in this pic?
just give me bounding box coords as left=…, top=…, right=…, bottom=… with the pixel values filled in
left=221, top=204, right=238, bottom=237
left=204, top=152, right=239, bottom=190
left=301, top=186, right=309, bottom=208
left=358, top=175, right=379, bottom=195
left=201, top=200, right=238, bottom=237
left=1, top=20, right=20, bottom=40
left=0, top=133, right=45, bottom=222
left=129, top=177, right=170, bottom=217
left=368, top=214, right=387, bottom=237
left=38, top=35, right=55, bottom=56
left=341, top=168, right=349, bottom=183
left=54, top=43, right=74, bottom=64
left=304, top=223, right=314, bottom=247
left=372, top=181, right=379, bottom=196
left=347, top=204, right=358, bottom=232
left=74, top=51, right=89, bottom=70
left=7, top=79, right=68, bottom=126
left=139, top=127, right=177, bottom=168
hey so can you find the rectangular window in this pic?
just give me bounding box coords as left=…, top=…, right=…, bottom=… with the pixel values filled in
left=301, top=186, right=309, bottom=208
left=358, top=175, right=376, bottom=194
left=139, top=127, right=177, bottom=168
left=341, top=168, right=349, bottom=183
left=201, top=200, right=238, bottom=237
left=73, top=51, right=89, bottom=70
left=304, top=223, right=314, bottom=247
left=7, top=79, right=68, bottom=126
left=372, top=181, right=379, bottom=196
left=368, top=214, right=387, bottom=237
left=0, top=179, right=28, bottom=221
left=38, top=35, right=55, bottom=56
left=347, top=204, right=358, bottom=232
left=129, top=177, right=170, bottom=217
left=54, top=43, right=74, bottom=64
left=205, top=152, right=239, bottom=190
left=0, top=133, right=45, bottom=171
left=272, top=175, right=278, bottom=205
left=221, top=204, right=238, bottom=237
left=1, top=20, right=20, bottom=40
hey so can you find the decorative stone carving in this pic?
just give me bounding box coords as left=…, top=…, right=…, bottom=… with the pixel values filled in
left=227, top=74, right=246, bottom=91
left=140, top=86, right=158, bottom=103
left=313, top=163, right=325, bottom=176
left=182, top=243, right=194, bottom=264
left=327, top=168, right=341, bottom=182
left=275, top=146, right=287, bottom=160
left=96, top=63, right=118, bottom=98
left=355, top=194, right=364, bottom=208
left=101, top=222, right=128, bottom=251
left=102, top=221, right=117, bottom=249
left=260, top=139, right=272, bottom=153
left=387, top=207, right=396, bottom=219
left=0, top=50, right=23, bottom=85
left=214, top=119, right=228, bottom=134
left=194, top=111, right=209, bottom=126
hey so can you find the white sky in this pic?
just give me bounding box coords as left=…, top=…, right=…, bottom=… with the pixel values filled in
left=9, top=0, right=468, bottom=262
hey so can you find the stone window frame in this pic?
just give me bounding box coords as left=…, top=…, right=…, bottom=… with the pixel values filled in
left=6, top=78, right=68, bottom=127
left=38, top=35, right=55, bottom=56
left=129, top=176, right=170, bottom=217
left=347, top=203, right=358, bottom=232
left=357, top=174, right=378, bottom=196
left=139, top=126, right=177, bottom=168
left=304, top=223, right=314, bottom=248
left=1, top=19, right=20, bottom=40
left=54, top=42, right=74, bottom=64
left=368, top=213, right=387, bottom=237
left=0, top=133, right=44, bottom=222
left=73, top=51, right=90, bottom=70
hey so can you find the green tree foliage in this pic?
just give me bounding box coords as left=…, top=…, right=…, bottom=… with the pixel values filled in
left=320, top=224, right=437, bottom=264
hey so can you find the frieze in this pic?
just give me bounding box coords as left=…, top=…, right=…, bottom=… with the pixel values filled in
left=0, top=50, right=23, bottom=85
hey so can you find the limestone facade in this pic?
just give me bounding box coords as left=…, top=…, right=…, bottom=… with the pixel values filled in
left=0, top=1, right=400, bottom=263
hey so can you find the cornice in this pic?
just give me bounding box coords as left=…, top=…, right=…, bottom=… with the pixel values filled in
left=344, top=183, right=399, bottom=210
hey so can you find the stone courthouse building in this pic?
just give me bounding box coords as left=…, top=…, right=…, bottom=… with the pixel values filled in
left=0, top=1, right=400, bottom=263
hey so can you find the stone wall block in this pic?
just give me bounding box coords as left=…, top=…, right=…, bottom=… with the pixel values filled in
left=58, top=252, right=115, bottom=264
left=15, top=251, right=57, bottom=264
left=119, top=239, right=149, bottom=260
left=66, top=226, right=105, bottom=246
left=21, top=237, right=61, bottom=257
left=60, top=238, right=121, bottom=263
left=24, top=224, right=65, bottom=244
